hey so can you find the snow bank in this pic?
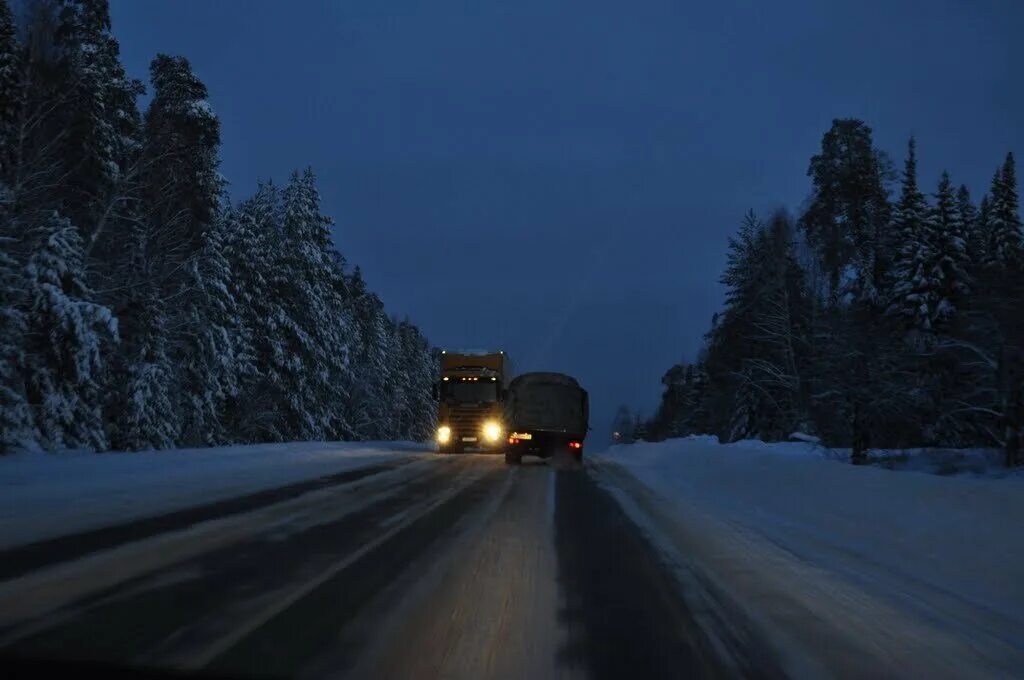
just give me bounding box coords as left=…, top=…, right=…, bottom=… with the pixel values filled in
left=600, top=437, right=1024, bottom=633
left=0, top=441, right=425, bottom=549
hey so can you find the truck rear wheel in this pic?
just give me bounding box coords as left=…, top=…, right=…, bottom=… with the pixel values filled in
left=504, top=451, right=522, bottom=465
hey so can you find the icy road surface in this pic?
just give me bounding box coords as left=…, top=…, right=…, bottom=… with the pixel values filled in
left=0, top=453, right=775, bottom=679
left=1, top=450, right=1019, bottom=678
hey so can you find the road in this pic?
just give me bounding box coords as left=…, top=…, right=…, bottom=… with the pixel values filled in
left=0, top=453, right=780, bottom=679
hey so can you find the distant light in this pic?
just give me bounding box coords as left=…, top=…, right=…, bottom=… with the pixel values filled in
left=441, top=350, right=446, bottom=354
left=491, top=377, right=497, bottom=381
left=443, top=377, right=449, bottom=381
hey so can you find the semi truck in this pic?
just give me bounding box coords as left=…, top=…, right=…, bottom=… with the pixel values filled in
left=503, top=372, right=589, bottom=465
left=435, top=350, right=512, bottom=453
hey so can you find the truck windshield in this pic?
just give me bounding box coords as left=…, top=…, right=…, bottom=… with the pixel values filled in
left=443, top=381, right=498, bottom=403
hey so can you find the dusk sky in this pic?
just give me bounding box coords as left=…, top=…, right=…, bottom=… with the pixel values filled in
left=109, top=0, right=1022, bottom=445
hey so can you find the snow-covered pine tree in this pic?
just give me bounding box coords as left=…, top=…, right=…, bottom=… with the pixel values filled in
left=396, top=320, right=437, bottom=442
left=394, top=320, right=435, bottom=442
left=0, top=0, right=20, bottom=179
left=386, top=319, right=411, bottom=438
left=923, top=171, right=971, bottom=332
left=22, top=212, right=117, bottom=449
left=988, top=154, right=1023, bottom=465
left=698, top=210, right=808, bottom=441
left=648, top=363, right=687, bottom=440
left=142, top=54, right=220, bottom=259
left=178, top=214, right=242, bottom=445
left=0, top=2, right=29, bottom=452
left=375, top=313, right=402, bottom=439
left=977, top=193, right=992, bottom=257
left=344, top=266, right=396, bottom=440
left=117, top=292, right=179, bottom=450
left=221, top=185, right=294, bottom=442
left=141, top=54, right=240, bottom=446
left=987, top=153, right=1022, bottom=270
left=886, top=138, right=934, bottom=337
left=699, top=214, right=765, bottom=439
left=745, top=210, right=809, bottom=439
left=957, top=184, right=982, bottom=266
left=0, top=226, right=30, bottom=452
left=54, top=0, right=143, bottom=244
left=279, top=168, right=354, bottom=440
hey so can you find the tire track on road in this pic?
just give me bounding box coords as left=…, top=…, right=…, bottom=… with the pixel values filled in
left=202, top=465, right=505, bottom=678
left=0, top=456, right=478, bottom=666
left=0, top=457, right=420, bottom=581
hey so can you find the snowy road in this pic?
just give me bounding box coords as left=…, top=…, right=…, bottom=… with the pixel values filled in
left=2, top=449, right=1017, bottom=679
left=0, top=453, right=776, bottom=679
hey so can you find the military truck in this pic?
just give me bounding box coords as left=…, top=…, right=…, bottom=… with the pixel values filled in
left=435, top=350, right=512, bottom=453
left=503, top=372, right=589, bottom=465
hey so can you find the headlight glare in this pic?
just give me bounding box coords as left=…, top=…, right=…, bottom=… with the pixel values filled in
left=482, top=420, right=502, bottom=442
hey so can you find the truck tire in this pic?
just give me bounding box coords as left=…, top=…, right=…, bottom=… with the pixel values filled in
left=504, top=451, right=522, bottom=465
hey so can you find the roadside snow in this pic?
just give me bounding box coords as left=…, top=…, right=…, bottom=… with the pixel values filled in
left=0, top=441, right=426, bottom=549
left=599, top=437, right=1024, bottom=673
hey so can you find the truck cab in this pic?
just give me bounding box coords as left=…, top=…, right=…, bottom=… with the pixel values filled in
left=435, top=350, right=511, bottom=453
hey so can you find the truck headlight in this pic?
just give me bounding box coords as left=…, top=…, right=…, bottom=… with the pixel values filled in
left=482, top=420, right=502, bottom=442
left=437, top=426, right=452, bottom=444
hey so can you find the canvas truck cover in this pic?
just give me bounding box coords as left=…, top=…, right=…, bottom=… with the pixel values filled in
left=506, top=372, right=589, bottom=436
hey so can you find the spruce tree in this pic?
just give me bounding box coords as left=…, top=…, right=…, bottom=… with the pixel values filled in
left=887, top=138, right=933, bottom=333
left=924, top=171, right=970, bottom=331
left=224, top=182, right=297, bottom=442
left=142, top=54, right=221, bottom=260
left=23, top=212, right=117, bottom=449
left=141, top=54, right=237, bottom=446
left=118, top=293, right=179, bottom=450
left=0, top=0, right=20, bottom=179
left=957, top=184, right=981, bottom=265
left=279, top=168, right=355, bottom=439
left=54, top=0, right=143, bottom=243
left=178, top=215, right=242, bottom=445
left=0, top=231, right=30, bottom=452
left=988, top=153, right=1022, bottom=269
left=344, top=266, right=396, bottom=439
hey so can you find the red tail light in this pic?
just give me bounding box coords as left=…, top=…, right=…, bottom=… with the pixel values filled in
left=569, top=441, right=581, bottom=449
left=508, top=437, right=515, bottom=445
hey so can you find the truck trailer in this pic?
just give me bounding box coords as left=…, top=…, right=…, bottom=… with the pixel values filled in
left=503, top=372, right=589, bottom=465
left=435, top=350, right=512, bottom=453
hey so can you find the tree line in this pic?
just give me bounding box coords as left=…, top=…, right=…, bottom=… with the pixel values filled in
left=641, top=119, right=1022, bottom=465
left=0, top=0, right=437, bottom=453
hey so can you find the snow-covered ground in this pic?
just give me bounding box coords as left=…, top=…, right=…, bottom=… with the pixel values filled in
left=599, top=436, right=1024, bottom=675
left=0, top=441, right=427, bottom=549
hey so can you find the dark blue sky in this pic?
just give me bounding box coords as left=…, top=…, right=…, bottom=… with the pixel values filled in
left=110, top=0, right=1021, bottom=445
